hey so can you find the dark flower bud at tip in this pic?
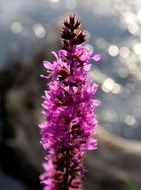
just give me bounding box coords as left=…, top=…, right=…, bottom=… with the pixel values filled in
left=63, top=20, right=70, bottom=28
left=73, top=31, right=86, bottom=45
left=74, top=19, right=81, bottom=29
left=63, top=18, right=81, bottom=30
left=61, top=15, right=86, bottom=48
left=69, top=15, right=75, bottom=25
left=61, top=28, right=71, bottom=40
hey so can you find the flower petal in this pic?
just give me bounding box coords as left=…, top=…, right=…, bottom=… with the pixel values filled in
left=43, top=61, right=53, bottom=70
left=92, top=54, right=102, bottom=61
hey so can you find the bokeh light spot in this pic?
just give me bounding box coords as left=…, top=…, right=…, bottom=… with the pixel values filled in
left=102, top=78, right=121, bottom=94
left=119, top=46, right=130, bottom=58
left=133, top=43, right=141, bottom=55
left=128, top=23, right=139, bottom=35
left=10, top=22, right=23, bottom=33
left=33, top=24, right=46, bottom=38
left=124, top=115, right=136, bottom=126
left=112, top=84, right=121, bottom=94
left=108, top=45, right=119, bottom=56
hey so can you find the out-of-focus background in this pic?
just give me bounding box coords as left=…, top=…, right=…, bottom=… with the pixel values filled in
left=0, top=0, right=141, bottom=189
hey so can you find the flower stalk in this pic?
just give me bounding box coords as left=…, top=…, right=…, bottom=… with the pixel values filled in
left=39, top=15, right=101, bottom=190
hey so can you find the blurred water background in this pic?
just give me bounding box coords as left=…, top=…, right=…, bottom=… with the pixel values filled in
left=1, top=0, right=141, bottom=140
left=0, top=0, right=141, bottom=190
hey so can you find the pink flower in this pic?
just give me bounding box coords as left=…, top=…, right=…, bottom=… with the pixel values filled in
left=39, top=15, right=101, bottom=190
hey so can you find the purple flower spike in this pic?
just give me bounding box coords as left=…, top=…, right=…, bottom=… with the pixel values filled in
left=39, top=15, right=101, bottom=190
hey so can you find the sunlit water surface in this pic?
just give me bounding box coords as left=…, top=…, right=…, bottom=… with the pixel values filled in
left=1, top=0, right=141, bottom=141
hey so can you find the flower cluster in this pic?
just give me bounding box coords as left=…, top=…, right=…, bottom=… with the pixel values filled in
left=39, top=15, right=101, bottom=190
